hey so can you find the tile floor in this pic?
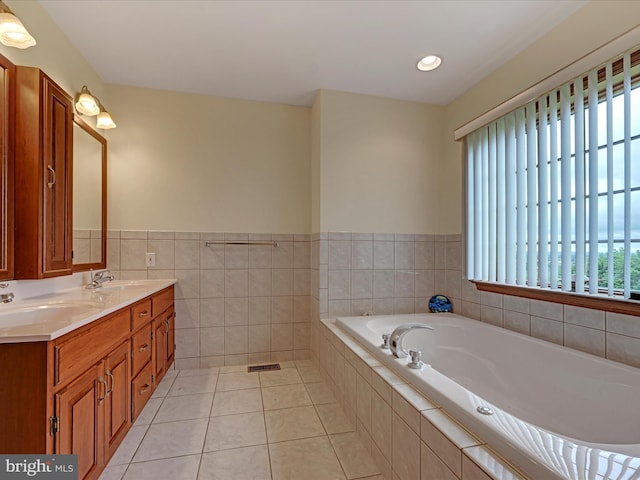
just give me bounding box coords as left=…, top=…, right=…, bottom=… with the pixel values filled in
left=99, top=360, right=384, bottom=480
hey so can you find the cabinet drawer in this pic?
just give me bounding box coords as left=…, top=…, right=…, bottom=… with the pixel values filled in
left=131, top=323, right=152, bottom=378
left=152, top=287, right=173, bottom=318
left=131, top=299, right=152, bottom=332
left=54, top=310, right=129, bottom=387
left=131, top=362, right=153, bottom=421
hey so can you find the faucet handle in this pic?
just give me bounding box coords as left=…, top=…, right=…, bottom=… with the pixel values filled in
left=408, top=349, right=423, bottom=369
left=381, top=333, right=391, bottom=349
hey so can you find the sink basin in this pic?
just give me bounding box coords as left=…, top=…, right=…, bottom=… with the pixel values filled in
left=93, top=280, right=163, bottom=292
left=0, top=300, right=104, bottom=328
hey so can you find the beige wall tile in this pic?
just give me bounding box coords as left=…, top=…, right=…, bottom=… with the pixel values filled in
left=392, top=413, right=420, bottom=480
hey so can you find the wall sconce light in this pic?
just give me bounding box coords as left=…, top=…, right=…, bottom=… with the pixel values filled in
left=0, top=1, right=36, bottom=49
left=75, top=85, right=116, bottom=129
left=75, top=85, right=100, bottom=116
left=96, top=103, right=116, bottom=129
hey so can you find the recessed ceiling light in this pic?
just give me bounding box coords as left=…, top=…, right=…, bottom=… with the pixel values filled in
left=417, top=55, right=442, bottom=72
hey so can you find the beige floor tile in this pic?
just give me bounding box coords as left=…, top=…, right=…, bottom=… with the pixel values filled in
left=264, top=405, right=325, bottom=443
left=211, top=388, right=263, bottom=416
left=262, top=384, right=312, bottom=410
left=134, top=398, right=163, bottom=426
left=269, top=436, right=346, bottom=480
left=293, top=359, right=314, bottom=368
left=259, top=368, right=303, bottom=387
left=216, top=372, right=261, bottom=391
left=204, top=411, right=267, bottom=452
left=151, top=374, right=176, bottom=398
left=108, top=425, right=148, bottom=466
left=179, top=367, right=220, bottom=377
left=98, top=464, right=127, bottom=480
left=167, top=374, right=218, bottom=396
left=330, top=432, right=380, bottom=479
left=198, top=445, right=272, bottom=480
left=218, top=365, right=248, bottom=373
left=305, top=381, right=337, bottom=404
left=278, top=360, right=298, bottom=369
left=315, top=403, right=355, bottom=434
left=297, top=366, right=323, bottom=383
left=124, top=454, right=201, bottom=480
left=133, top=419, right=208, bottom=462
left=153, top=393, right=213, bottom=423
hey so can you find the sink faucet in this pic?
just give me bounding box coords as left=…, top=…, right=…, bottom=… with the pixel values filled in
left=389, top=323, right=434, bottom=358
left=0, top=292, right=14, bottom=303
left=86, top=270, right=115, bottom=289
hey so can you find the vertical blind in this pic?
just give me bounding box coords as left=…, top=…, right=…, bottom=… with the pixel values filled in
left=466, top=48, right=639, bottom=299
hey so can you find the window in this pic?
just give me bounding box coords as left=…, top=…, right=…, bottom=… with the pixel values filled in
left=465, top=49, right=640, bottom=299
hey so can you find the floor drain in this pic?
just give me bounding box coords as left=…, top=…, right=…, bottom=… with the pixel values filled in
left=247, top=363, right=281, bottom=373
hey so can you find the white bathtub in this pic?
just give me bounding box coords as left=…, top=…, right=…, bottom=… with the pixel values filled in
left=335, top=313, right=640, bottom=480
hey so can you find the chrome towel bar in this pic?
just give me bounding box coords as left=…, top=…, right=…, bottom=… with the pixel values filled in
left=204, top=240, right=280, bottom=247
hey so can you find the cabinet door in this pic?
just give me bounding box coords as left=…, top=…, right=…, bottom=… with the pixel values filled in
left=42, top=75, right=73, bottom=276
left=0, top=54, right=14, bottom=281
left=104, top=340, right=131, bottom=458
left=166, top=309, right=175, bottom=366
left=152, top=315, right=167, bottom=383
left=55, top=363, right=105, bottom=480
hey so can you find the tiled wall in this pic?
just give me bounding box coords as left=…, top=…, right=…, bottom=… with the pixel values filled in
left=107, top=231, right=312, bottom=367
left=310, top=231, right=640, bottom=371
left=73, top=229, right=103, bottom=264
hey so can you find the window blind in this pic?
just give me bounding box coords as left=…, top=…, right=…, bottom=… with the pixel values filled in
left=466, top=48, right=639, bottom=299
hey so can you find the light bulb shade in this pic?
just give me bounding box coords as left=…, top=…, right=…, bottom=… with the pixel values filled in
left=0, top=12, right=36, bottom=49
left=96, top=110, right=116, bottom=129
left=75, top=87, right=100, bottom=116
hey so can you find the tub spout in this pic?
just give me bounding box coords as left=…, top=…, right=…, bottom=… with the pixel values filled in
left=389, top=323, right=433, bottom=359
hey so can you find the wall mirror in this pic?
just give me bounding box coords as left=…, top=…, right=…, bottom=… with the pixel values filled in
left=72, top=115, right=107, bottom=272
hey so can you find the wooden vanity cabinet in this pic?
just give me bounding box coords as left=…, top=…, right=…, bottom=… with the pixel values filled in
left=0, top=285, right=174, bottom=480
left=14, top=66, right=73, bottom=279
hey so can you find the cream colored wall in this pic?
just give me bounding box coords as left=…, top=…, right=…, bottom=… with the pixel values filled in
left=0, top=1, right=106, bottom=111
left=317, top=90, right=445, bottom=234
left=441, top=0, right=640, bottom=234
left=311, top=92, right=322, bottom=233
left=106, top=84, right=311, bottom=233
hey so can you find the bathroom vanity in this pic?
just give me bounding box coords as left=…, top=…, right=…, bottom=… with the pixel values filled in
left=0, top=280, right=175, bottom=480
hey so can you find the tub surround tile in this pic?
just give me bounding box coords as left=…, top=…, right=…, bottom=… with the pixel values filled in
left=371, top=391, right=392, bottom=461
left=564, top=305, right=605, bottom=330
left=530, top=316, right=563, bottom=345
left=606, top=312, right=640, bottom=338
left=315, top=402, right=355, bottom=434
left=606, top=332, right=640, bottom=368
left=392, top=413, right=421, bottom=480
left=330, top=431, right=381, bottom=479
left=502, top=311, right=530, bottom=335
left=563, top=323, right=606, bottom=357
left=421, top=442, right=458, bottom=480
left=463, top=446, right=526, bottom=480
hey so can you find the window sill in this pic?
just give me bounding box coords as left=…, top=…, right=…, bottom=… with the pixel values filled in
left=472, top=281, right=640, bottom=317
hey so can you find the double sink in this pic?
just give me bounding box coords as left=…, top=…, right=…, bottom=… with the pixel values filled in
left=0, top=279, right=176, bottom=342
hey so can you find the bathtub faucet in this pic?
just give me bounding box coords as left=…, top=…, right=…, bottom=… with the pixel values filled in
left=389, top=323, right=434, bottom=359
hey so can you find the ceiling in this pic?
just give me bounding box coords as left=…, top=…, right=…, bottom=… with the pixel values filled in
left=39, top=0, right=587, bottom=107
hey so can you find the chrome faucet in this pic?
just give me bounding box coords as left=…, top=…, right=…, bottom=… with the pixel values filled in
left=86, top=270, right=114, bottom=289
left=389, top=323, right=434, bottom=359
left=0, top=292, right=14, bottom=303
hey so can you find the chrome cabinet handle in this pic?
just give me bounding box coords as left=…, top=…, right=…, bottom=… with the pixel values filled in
left=105, top=370, right=114, bottom=396
left=139, top=343, right=149, bottom=352
left=98, top=376, right=107, bottom=404
left=47, top=165, right=56, bottom=188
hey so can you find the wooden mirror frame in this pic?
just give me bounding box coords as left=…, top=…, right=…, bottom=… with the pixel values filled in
left=72, top=114, right=107, bottom=272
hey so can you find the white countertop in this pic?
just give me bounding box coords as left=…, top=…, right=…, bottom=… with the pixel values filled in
left=0, top=278, right=176, bottom=344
